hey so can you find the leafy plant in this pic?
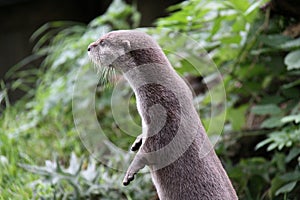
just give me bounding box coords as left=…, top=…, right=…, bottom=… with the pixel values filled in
left=20, top=152, right=154, bottom=200
left=154, top=0, right=300, bottom=199
left=1, top=0, right=300, bottom=199
left=0, top=0, right=143, bottom=198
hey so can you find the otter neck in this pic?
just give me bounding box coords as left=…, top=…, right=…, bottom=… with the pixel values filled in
left=123, top=63, right=179, bottom=94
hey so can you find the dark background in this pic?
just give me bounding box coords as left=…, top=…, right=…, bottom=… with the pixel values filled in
left=0, top=0, right=182, bottom=80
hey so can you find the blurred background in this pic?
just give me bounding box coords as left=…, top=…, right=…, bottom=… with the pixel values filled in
left=0, top=0, right=182, bottom=101
left=0, top=0, right=300, bottom=199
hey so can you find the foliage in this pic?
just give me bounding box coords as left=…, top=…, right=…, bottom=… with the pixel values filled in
left=0, top=0, right=148, bottom=199
left=154, top=0, right=300, bottom=199
left=19, top=152, right=153, bottom=200
left=1, top=0, right=300, bottom=199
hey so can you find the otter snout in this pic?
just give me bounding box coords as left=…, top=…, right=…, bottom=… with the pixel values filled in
left=87, top=42, right=98, bottom=52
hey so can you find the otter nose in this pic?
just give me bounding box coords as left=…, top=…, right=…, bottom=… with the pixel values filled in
left=87, top=42, right=97, bottom=52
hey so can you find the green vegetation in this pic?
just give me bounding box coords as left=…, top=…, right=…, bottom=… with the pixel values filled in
left=1, top=0, right=299, bottom=199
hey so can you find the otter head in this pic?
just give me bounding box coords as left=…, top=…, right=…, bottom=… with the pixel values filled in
left=88, top=30, right=165, bottom=73
left=88, top=33, right=131, bottom=72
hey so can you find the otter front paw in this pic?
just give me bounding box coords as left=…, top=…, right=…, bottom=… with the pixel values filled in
left=123, top=171, right=136, bottom=186
left=123, top=154, right=146, bottom=186
left=131, top=134, right=143, bottom=151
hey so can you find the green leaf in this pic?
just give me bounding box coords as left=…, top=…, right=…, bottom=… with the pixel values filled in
left=251, top=104, right=281, bottom=115
left=209, top=16, right=222, bottom=38
left=261, top=117, right=282, bottom=129
left=275, top=181, right=297, bottom=196
left=244, top=1, right=261, bottom=16
left=286, top=147, right=300, bottom=163
left=255, top=138, right=272, bottom=150
left=284, top=50, right=300, bottom=70
left=0, top=90, right=5, bottom=105
left=281, top=79, right=300, bottom=89
left=259, top=34, right=291, bottom=48
left=270, top=176, right=284, bottom=197
left=65, top=152, right=82, bottom=175
left=281, top=171, right=300, bottom=182
left=81, top=159, right=98, bottom=182
left=279, top=38, right=300, bottom=50
left=255, top=37, right=300, bottom=54
left=281, top=114, right=300, bottom=124
left=261, top=95, right=284, bottom=105
left=227, top=105, right=248, bottom=130
left=232, top=17, right=246, bottom=32
left=267, top=142, right=279, bottom=151
left=227, top=0, right=249, bottom=12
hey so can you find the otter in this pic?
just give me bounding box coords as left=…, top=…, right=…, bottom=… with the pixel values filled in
left=88, top=30, right=238, bottom=200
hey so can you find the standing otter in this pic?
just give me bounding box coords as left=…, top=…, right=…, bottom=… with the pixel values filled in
left=88, top=30, right=238, bottom=200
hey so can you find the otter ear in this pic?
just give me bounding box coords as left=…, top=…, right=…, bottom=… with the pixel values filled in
left=122, top=40, right=131, bottom=51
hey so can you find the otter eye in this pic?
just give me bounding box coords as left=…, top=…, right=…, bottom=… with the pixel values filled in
left=99, top=40, right=106, bottom=47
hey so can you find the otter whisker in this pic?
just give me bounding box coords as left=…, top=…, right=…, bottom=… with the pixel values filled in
left=111, top=68, right=116, bottom=83
left=108, top=67, right=115, bottom=84
left=99, top=68, right=106, bottom=84
left=92, top=63, right=99, bottom=74
left=100, top=66, right=111, bottom=86
left=110, top=68, right=115, bottom=83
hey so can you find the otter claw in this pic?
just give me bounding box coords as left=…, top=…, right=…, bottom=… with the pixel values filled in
left=123, top=154, right=146, bottom=186
left=123, top=173, right=135, bottom=186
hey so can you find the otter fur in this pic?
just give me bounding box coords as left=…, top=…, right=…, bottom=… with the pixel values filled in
left=88, top=30, right=238, bottom=200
